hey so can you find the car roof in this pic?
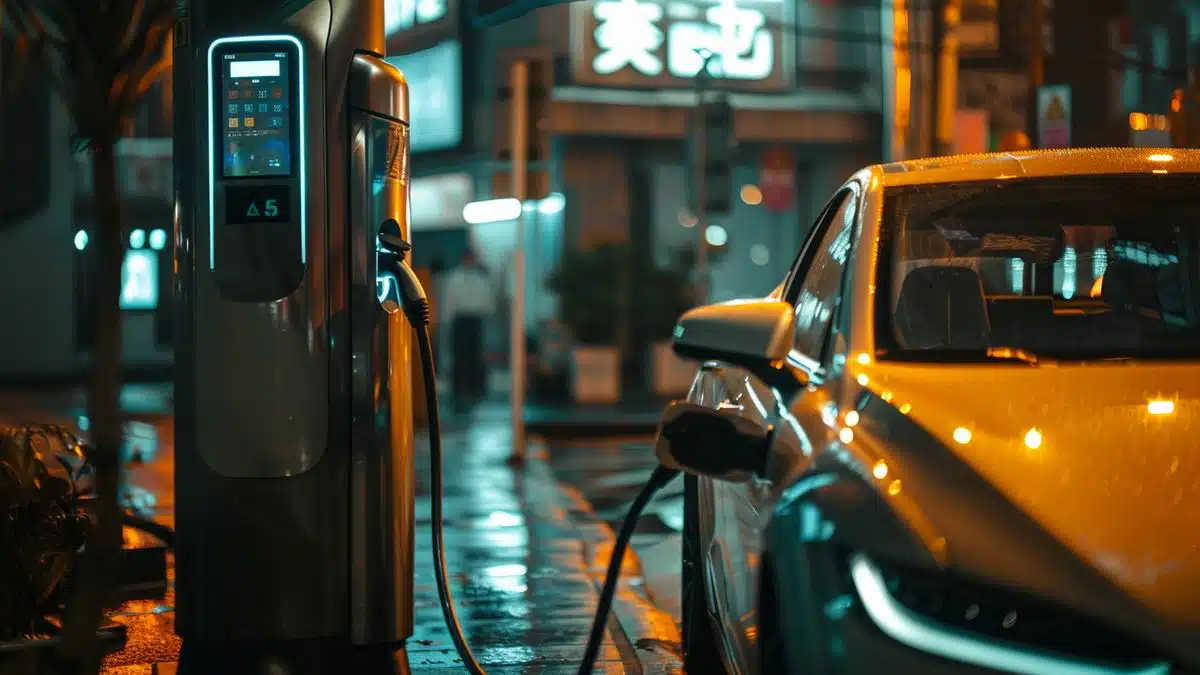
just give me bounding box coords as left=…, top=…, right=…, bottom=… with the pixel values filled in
left=872, top=147, right=1200, bottom=188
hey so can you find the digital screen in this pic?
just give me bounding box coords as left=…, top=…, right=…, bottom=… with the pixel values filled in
left=220, top=51, right=293, bottom=177
left=120, top=249, right=159, bottom=310
left=225, top=184, right=291, bottom=224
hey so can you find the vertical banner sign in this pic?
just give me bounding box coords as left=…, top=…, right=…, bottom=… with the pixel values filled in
left=1036, top=84, right=1070, bottom=148
left=953, top=108, right=989, bottom=154
left=758, top=146, right=794, bottom=213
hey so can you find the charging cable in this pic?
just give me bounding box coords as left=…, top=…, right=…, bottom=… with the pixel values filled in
left=385, top=241, right=680, bottom=675
left=577, top=464, right=678, bottom=675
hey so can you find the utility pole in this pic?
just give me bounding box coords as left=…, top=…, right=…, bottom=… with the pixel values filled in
left=1028, top=0, right=1047, bottom=147
left=508, top=59, right=529, bottom=464
left=692, top=53, right=714, bottom=303
left=932, top=0, right=961, bottom=156
left=690, top=49, right=732, bottom=303
left=494, top=52, right=548, bottom=465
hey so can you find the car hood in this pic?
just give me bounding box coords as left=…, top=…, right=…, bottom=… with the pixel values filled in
left=866, top=361, right=1200, bottom=631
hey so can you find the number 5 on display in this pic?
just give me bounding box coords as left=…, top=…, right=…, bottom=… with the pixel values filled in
left=265, top=199, right=278, bottom=217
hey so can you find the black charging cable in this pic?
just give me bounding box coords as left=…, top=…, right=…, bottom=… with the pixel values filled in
left=385, top=245, right=680, bottom=675
left=390, top=257, right=488, bottom=675
left=577, top=464, right=678, bottom=675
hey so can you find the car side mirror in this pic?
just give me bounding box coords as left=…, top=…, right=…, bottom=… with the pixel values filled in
left=672, top=299, right=808, bottom=390
left=654, top=401, right=771, bottom=481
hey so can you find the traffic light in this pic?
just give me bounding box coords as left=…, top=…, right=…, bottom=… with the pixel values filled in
left=493, top=55, right=551, bottom=200
left=692, top=97, right=734, bottom=216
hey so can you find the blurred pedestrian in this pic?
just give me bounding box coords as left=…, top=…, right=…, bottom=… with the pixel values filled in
left=442, top=249, right=496, bottom=412
left=429, top=256, right=447, bottom=367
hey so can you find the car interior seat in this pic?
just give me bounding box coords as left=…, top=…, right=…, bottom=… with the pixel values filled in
left=1092, top=258, right=1164, bottom=345
left=893, top=266, right=992, bottom=350
left=986, top=296, right=1055, bottom=349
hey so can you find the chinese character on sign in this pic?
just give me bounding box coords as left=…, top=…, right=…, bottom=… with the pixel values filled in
left=590, top=0, right=774, bottom=81
left=385, top=0, right=448, bottom=34
left=592, top=0, right=665, bottom=76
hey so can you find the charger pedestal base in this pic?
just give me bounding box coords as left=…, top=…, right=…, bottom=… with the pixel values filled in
left=178, top=639, right=410, bottom=675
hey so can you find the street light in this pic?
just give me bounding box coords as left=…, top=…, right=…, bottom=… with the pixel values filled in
left=463, top=197, right=522, bottom=224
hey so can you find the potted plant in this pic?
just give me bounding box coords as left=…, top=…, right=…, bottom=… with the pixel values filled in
left=547, top=244, right=624, bottom=404
left=636, top=248, right=698, bottom=397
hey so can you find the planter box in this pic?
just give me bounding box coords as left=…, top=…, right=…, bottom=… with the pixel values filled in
left=650, top=341, right=696, bottom=397
left=572, top=345, right=621, bottom=404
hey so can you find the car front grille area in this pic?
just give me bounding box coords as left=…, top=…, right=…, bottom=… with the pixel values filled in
left=868, top=559, right=1162, bottom=665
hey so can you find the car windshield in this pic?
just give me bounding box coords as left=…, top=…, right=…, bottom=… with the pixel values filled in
left=877, top=174, right=1200, bottom=362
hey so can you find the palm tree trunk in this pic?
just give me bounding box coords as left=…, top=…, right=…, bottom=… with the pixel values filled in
left=57, top=140, right=125, bottom=675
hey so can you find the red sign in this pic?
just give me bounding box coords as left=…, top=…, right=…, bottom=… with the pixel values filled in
left=759, top=147, right=795, bottom=213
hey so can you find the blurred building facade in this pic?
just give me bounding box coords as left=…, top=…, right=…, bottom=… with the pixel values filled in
left=0, top=35, right=175, bottom=382
left=400, top=0, right=892, bottom=327
left=951, top=0, right=1200, bottom=152
left=0, top=0, right=909, bottom=381
left=15, top=0, right=1196, bottom=380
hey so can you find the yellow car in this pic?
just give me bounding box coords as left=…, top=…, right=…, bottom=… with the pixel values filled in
left=659, top=148, right=1196, bottom=675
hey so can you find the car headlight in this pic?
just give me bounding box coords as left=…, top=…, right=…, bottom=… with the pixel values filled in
left=848, top=553, right=1170, bottom=675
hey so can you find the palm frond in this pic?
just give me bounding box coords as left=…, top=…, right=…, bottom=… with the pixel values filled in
left=4, top=0, right=176, bottom=143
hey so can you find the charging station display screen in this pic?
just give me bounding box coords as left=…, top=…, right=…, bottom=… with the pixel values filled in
left=220, top=51, right=293, bottom=177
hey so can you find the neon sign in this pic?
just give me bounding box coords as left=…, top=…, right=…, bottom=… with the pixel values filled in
left=120, top=249, right=159, bottom=311
left=576, top=0, right=788, bottom=89
left=385, top=41, right=463, bottom=152
left=385, top=0, right=450, bottom=34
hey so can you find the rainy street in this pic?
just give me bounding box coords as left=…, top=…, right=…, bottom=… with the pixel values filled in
left=544, top=439, right=686, bottom=623
left=12, top=0, right=1197, bottom=671
left=0, top=385, right=683, bottom=674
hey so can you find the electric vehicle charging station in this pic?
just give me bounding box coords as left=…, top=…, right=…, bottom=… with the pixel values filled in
left=171, top=1, right=673, bottom=673
left=173, top=0, right=416, bottom=668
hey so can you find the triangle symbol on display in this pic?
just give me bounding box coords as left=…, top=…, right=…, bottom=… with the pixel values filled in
left=246, top=203, right=260, bottom=217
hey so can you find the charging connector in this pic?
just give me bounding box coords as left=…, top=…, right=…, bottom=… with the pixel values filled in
left=385, top=246, right=680, bottom=675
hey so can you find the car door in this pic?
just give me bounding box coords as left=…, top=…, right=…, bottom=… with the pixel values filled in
left=698, top=183, right=863, bottom=675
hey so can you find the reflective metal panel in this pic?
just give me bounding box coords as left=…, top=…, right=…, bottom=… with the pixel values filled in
left=346, top=53, right=414, bottom=644
left=192, top=8, right=331, bottom=480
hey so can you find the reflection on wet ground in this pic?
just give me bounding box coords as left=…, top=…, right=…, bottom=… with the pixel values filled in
left=0, top=388, right=680, bottom=673
left=545, top=439, right=686, bottom=623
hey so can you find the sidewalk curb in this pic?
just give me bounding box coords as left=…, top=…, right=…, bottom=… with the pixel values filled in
left=527, top=441, right=683, bottom=675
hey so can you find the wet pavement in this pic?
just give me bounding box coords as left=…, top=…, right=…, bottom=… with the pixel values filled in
left=543, top=439, right=685, bottom=629
left=0, top=387, right=682, bottom=674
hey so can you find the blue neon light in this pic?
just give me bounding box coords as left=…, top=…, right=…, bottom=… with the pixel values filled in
left=206, top=34, right=307, bottom=269
left=120, top=249, right=160, bottom=310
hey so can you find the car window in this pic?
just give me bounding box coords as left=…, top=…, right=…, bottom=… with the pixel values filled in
left=783, top=191, right=847, bottom=298
left=792, top=192, right=858, bottom=359
left=878, top=175, right=1200, bottom=360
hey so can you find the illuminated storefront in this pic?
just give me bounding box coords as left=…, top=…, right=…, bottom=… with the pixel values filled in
left=73, top=140, right=174, bottom=370
left=72, top=216, right=174, bottom=362
left=385, top=0, right=459, bottom=51
left=554, top=0, right=883, bottom=300
left=71, top=227, right=167, bottom=312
